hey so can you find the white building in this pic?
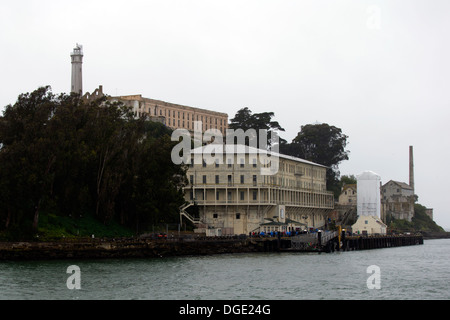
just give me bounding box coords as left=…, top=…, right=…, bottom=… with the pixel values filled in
left=352, top=215, right=387, bottom=235
left=181, top=145, right=335, bottom=236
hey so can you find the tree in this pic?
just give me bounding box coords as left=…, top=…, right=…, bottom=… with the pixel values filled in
left=228, top=107, right=286, bottom=148
left=0, top=86, right=187, bottom=238
left=280, top=123, right=350, bottom=198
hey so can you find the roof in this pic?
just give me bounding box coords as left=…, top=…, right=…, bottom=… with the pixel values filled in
left=383, top=180, right=413, bottom=190
left=357, top=171, right=381, bottom=181
left=260, top=218, right=306, bottom=226
left=342, top=184, right=356, bottom=192
left=191, top=144, right=329, bottom=168
left=117, top=95, right=228, bottom=117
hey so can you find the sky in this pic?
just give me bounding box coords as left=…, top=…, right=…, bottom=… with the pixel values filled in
left=1, top=0, right=450, bottom=230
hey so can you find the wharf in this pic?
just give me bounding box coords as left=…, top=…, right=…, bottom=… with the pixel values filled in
left=251, top=232, right=424, bottom=253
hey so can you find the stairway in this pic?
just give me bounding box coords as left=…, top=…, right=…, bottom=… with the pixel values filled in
left=179, top=203, right=202, bottom=225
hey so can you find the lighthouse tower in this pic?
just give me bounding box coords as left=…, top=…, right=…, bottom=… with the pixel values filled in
left=71, top=44, right=83, bottom=95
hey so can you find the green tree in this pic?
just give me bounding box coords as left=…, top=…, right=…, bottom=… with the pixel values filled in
left=228, top=107, right=286, bottom=148
left=0, top=86, right=187, bottom=238
left=280, top=123, right=350, bottom=198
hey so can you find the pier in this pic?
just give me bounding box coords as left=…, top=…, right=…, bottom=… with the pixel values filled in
left=252, top=231, right=424, bottom=253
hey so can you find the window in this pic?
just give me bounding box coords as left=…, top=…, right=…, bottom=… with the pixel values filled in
left=253, top=158, right=257, bottom=168
left=253, top=191, right=257, bottom=201
left=202, top=159, right=207, bottom=167
left=213, top=213, right=218, bottom=219
left=365, top=220, right=368, bottom=225
left=236, top=213, right=241, bottom=220
left=190, top=175, right=194, bottom=185
left=215, top=160, right=220, bottom=168
left=228, top=175, right=232, bottom=186
left=215, top=175, right=220, bottom=184
left=203, top=175, right=207, bottom=184
left=190, top=191, right=194, bottom=200
left=227, top=159, right=232, bottom=168
left=228, top=192, right=232, bottom=201
left=216, top=191, right=220, bottom=201
left=253, top=175, right=257, bottom=186
left=240, top=159, right=245, bottom=168
left=240, top=175, right=245, bottom=184
left=240, top=191, right=245, bottom=201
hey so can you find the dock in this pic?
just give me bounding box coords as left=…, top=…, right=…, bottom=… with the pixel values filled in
left=251, top=231, right=424, bottom=253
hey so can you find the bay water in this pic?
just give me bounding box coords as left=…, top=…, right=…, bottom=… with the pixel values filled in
left=1, top=239, right=449, bottom=300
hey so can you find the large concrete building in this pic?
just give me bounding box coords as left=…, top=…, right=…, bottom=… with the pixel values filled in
left=181, top=145, right=334, bottom=236
left=117, top=94, right=229, bottom=136
left=381, top=180, right=415, bottom=221
left=381, top=146, right=416, bottom=222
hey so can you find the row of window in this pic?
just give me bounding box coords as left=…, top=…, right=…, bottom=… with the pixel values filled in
left=192, top=159, right=258, bottom=168
left=190, top=190, right=259, bottom=201
left=189, top=174, right=324, bottom=191
left=169, top=119, right=224, bottom=131
left=192, top=159, right=325, bottom=179
left=213, top=213, right=241, bottom=220
left=190, top=175, right=258, bottom=185
left=163, top=109, right=226, bottom=126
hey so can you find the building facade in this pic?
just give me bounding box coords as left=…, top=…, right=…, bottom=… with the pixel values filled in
left=338, top=184, right=357, bottom=206
left=181, top=145, right=334, bottom=236
left=352, top=215, right=387, bottom=235
left=382, top=180, right=415, bottom=222
left=117, top=95, right=228, bottom=135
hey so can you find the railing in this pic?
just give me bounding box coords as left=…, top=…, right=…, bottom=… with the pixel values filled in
left=291, top=231, right=338, bottom=245
left=191, top=199, right=334, bottom=209
left=179, top=203, right=202, bottom=225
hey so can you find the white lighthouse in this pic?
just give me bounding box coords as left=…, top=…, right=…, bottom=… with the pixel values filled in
left=71, top=44, right=83, bottom=95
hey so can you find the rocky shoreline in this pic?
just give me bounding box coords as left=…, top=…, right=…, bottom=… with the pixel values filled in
left=420, top=231, right=450, bottom=240
left=0, top=238, right=260, bottom=261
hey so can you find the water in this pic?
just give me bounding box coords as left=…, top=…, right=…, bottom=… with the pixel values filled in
left=1, top=239, right=449, bottom=300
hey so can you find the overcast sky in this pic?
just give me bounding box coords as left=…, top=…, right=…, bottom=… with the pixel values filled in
left=1, top=0, right=450, bottom=229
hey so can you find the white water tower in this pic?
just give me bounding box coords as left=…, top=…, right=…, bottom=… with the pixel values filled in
left=357, top=171, right=381, bottom=218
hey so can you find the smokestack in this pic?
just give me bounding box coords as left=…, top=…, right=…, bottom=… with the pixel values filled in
left=409, top=146, right=414, bottom=193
